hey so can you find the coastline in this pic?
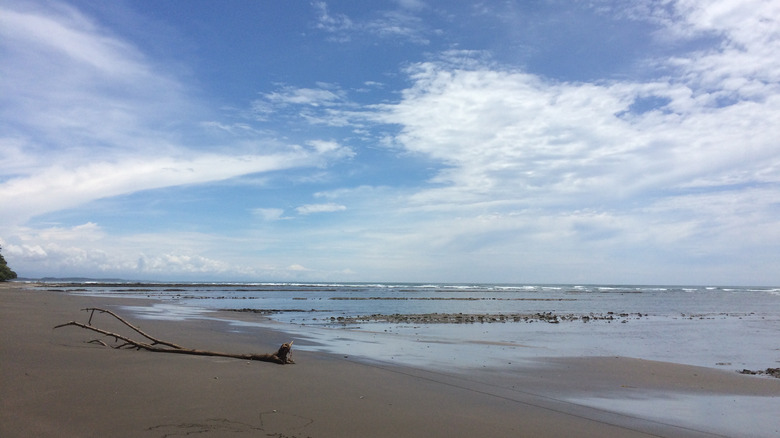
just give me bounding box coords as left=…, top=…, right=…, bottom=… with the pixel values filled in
left=2, top=282, right=779, bottom=437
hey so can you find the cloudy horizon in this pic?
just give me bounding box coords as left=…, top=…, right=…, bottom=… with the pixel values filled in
left=1, top=1, right=778, bottom=285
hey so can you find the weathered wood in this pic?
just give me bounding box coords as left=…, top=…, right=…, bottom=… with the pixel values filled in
left=83, top=307, right=184, bottom=349
left=55, top=308, right=294, bottom=364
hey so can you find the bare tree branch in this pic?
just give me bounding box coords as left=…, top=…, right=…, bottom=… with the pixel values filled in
left=55, top=308, right=294, bottom=364
left=82, top=307, right=184, bottom=349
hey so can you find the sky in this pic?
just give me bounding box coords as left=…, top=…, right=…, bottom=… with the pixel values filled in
left=1, top=0, right=779, bottom=285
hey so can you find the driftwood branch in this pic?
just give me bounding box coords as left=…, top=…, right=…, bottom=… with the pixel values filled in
left=83, top=307, right=184, bottom=349
left=55, top=308, right=294, bottom=364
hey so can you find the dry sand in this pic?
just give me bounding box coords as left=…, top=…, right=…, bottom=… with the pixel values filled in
left=2, top=282, right=778, bottom=437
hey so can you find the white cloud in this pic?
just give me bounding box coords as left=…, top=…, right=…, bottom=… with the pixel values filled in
left=375, top=66, right=640, bottom=207
left=263, top=86, right=344, bottom=107
left=364, top=10, right=430, bottom=44
left=252, top=208, right=286, bottom=221
left=3, top=223, right=118, bottom=275
left=4, top=243, right=48, bottom=261
left=137, top=253, right=233, bottom=275
left=307, top=140, right=355, bottom=159
left=0, top=3, right=354, bottom=228
left=313, top=1, right=354, bottom=34
left=312, top=1, right=432, bottom=44
left=2, top=1, right=779, bottom=284
left=0, top=152, right=319, bottom=226
left=608, top=0, right=780, bottom=97
left=0, top=5, right=147, bottom=78
left=296, top=203, right=347, bottom=215
left=250, top=84, right=358, bottom=126
left=2, top=225, right=325, bottom=280
left=345, top=1, right=780, bottom=282
left=0, top=3, right=187, bottom=159
left=200, top=121, right=269, bottom=137
left=373, top=40, right=779, bottom=212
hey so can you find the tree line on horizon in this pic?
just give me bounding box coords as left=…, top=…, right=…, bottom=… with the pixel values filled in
left=0, top=245, right=18, bottom=281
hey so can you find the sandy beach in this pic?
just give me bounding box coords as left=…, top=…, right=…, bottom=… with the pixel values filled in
left=2, top=282, right=778, bottom=438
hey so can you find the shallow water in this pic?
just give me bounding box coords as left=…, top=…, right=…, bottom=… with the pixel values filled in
left=565, top=393, right=780, bottom=438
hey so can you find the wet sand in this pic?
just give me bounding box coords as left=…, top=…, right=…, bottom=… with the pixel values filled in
left=2, top=282, right=778, bottom=437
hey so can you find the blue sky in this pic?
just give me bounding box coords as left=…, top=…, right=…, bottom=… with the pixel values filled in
left=1, top=0, right=779, bottom=285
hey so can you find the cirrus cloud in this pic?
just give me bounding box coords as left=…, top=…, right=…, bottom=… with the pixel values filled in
left=296, top=203, right=347, bottom=215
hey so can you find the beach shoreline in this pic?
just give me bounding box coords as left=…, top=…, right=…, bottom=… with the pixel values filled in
left=2, top=282, right=779, bottom=437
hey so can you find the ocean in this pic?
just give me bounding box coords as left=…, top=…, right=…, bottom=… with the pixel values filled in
left=40, top=282, right=780, bottom=372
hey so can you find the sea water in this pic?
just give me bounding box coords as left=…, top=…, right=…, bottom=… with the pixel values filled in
left=47, top=282, right=780, bottom=371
